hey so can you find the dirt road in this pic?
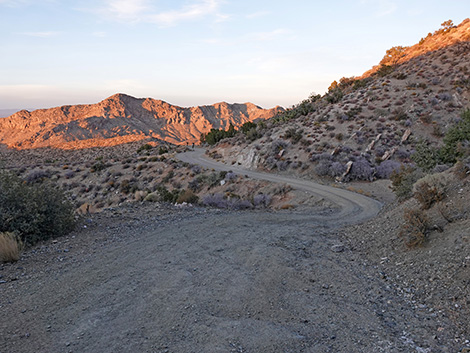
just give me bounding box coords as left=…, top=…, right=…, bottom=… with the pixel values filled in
left=177, top=148, right=382, bottom=226
left=0, top=151, right=456, bottom=352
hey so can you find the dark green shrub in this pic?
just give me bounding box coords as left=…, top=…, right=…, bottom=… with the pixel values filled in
left=440, top=109, right=470, bottom=164
left=325, top=88, right=343, bottom=104
left=390, top=166, right=423, bottom=200
left=155, top=186, right=181, bottom=203
left=0, top=171, right=75, bottom=245
left=137, top=143, right=153, bottom=153
left=200, top=124, right=236, bottom=145
left=411, top=140, right=439, bottom=172
left=376, top=65, right=394, bottom=77
left=240, top=121, right=257, bottom=134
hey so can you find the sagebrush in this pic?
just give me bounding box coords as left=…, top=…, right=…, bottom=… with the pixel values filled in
left=0, top=171, right=76, bottom=245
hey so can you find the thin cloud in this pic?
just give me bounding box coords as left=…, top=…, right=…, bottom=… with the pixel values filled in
left=96, top=0, right=226, bottom=26
left=20, top=31, right=60, bottom=37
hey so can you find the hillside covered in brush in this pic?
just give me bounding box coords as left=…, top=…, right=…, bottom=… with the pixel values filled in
left=0, top=94, right=283, bottom=150
left=206, top=19, right=470, bottom=182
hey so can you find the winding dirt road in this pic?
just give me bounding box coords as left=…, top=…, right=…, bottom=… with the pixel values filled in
left=177, top=148, right=382, bottom=226
left=1, top=150, right=452, bottom=352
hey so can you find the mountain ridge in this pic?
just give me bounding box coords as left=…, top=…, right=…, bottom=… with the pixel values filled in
left=0, top=93, right=283, bottom=150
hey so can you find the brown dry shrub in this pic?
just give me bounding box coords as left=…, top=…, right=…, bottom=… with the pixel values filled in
left=399, top=208, right=430, bottom=247
left=413, top=174, right=448, bottom=209
left=453, top=160, right=470, bottom=179
left=176, top=189, right=199, bottom=204
left=0, top=232, right=24, bottom=263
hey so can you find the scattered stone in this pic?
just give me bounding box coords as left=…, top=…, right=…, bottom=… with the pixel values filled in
left=331, top=244, right=345, bottom=253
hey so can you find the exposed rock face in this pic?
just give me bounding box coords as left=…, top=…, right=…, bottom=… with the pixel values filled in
left=0, top=94, right=283, bottom=150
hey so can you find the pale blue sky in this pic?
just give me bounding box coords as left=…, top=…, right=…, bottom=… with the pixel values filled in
left=0, top=0, right=468, bottom=110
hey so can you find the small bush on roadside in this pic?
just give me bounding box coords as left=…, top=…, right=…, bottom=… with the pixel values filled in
left=0, top=232, right=24, bottom=263
left=0, top=171, right=76, bottom=245
left=202, top=193, right=228, bottom=208
left=156, top=186, right=181, bottom=203
left=253, top=194, right=272, bottom=208
left=376, top=160, right=402, bottom=179
left=399, top=208, right=430, bottom=247
left=345, top=157, right=374, bottom=181
left=413, top=173, right=448, bottom=209
left=176, top=189, right=199, bottom=204
left=391, top=166, right=424, bottom=200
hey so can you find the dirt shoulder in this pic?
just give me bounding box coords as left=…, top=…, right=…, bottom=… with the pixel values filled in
left=1, top=202, right=461, bottom=353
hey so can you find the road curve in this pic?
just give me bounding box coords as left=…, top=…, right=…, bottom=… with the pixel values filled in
left=177, top=148, right=382, bottom=226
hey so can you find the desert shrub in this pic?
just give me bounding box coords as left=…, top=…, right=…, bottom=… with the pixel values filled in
left=376, top=64, right=394, bottom=77
left=162, top=170, right=175, bottom=183
left=253, top=194, right=272, bottom=208
left=230, top=199, right=253, bottom=210
left=376, top=160, right=402, bottom=179
left=202, top=193, right=228, bottom=208
left=0, top=232, right=24, bottom=263
left=191, top=165, right=201, bottom=175
left=155, top=185, right=181, bottom=203
left=276, top=160, right=290, bottom=171
left=240, top=121, right=257, bottom=134
left=120, top=179, right=139, bottom=194
left=137, top=143, right=153, bottom=153
left=284, top=128, right=303, bottom=144
left=440, top=109, right=470, bottom=164
left=325, top=88, right=343, bottom=104
left=200, top=124, right=236, bottom=145
left=345, top=157, right=374, bottom=181
left=390, top=166, right=423, bottom=200
left=315, top=160, right=332, bottom=176
left=158, top=146, right=169, bottom=155
left=399, top=208, right=430, bottom=247
left=413, top=173, right=448, bottom=209
left=245, top=127, right=260, bottom=141
left=0, top=171, right=76, bottom=245
left=315, top=160, right=346, bottom=178
left=271, top=139, right=289, bottom=154
left=411, top=140, right=439, bottom=172
left=224, top=171, right=237, bottom=181
left=188, top=177, right=203, bottom=192
left=453, top=157, right=470, bottom=179
left=265, top=156, right=277, bottom=170
left=25, top=170, right=51, bottom=184
left=202, top=193, right=253, bottom=210
left=176, top=189, right=198, bottom=204
left=90, top=161, right=108, bottom=173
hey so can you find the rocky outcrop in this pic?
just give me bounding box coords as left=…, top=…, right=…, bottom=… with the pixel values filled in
left=0, top=94, right=283, bottom=150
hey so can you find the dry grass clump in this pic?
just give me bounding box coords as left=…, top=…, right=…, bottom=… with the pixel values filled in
left=399, top=208, right=430, bottom=247
left=0, top=232, right=24, bottom=263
